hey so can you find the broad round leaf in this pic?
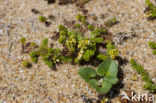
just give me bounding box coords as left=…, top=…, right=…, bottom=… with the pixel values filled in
left=103, top=76, right=119, bottom=85
left=97, top=59, right=118, bottom=77
left=88, top=79, right=98, bottom=89
left=97, top=80, right=112, bottom=94
left=78, top=67, right=96, bottom=82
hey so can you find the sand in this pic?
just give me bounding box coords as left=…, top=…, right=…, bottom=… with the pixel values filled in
left=0, top=0, right=156, bottom=102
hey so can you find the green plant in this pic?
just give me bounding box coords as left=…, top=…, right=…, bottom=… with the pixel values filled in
left=78, top=59, right=119, bottom=94
left=148, top=41, right=156, bottom=49
left=75, top=24, right=81, bottom=28
left=106, top=42, right=119, bottom=59
left=57, top=15, right=118, bottom=63
left=41, top=48, right=62, bottom=68
left=105, top=17, right=118, bottom=27
left=20, top=37, right=26, bottom=52
left=58, top=25, right=68, bottom=43
left=152, top=49, right=156, bottom=55
left=145, top=0, right=156, bottom=19
left=28, top=15, right=119, bottom=69
left=76, top=14, right=87, bottom=25
left=30, top=42, right=37, bottom=48
left=30, top=38, right=72, bottom=68
left=91, top=28, right=106, bottom=37
left=30, top=51, right=39, bottom=63
left=96, top=54, right=108, bottom=61
left=20, top=37, right=26, bottom=44
left=97, top=42, right=119, bottom=61
left=130, top=59, right=156, bottom=93
left=38, top=16, right=46, bottom=22
left=22, top=60, right=31, bottom=68
left=88, top=25, right=94, bottom=31
left=148, top=41, right=156, bottom=55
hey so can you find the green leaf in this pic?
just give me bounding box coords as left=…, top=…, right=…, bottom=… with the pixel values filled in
left=94, top=37, right=103, bottom=43
left=146, top=0, right=154, bottom=7
left=97, top=59, right=118, bottom=77
left=97, top=54, right=108, bottom=61
left=78, top=67, right=96, bottom=82
left=103, top=76, right=119, bottom=85
left=88, top=79, right=98, bottom=89
left=83, top=50, right=95, bottom=61
left=97, top=80, right=112, bottom=94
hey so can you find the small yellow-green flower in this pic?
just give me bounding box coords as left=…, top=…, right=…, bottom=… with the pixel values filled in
left=108, top=49, right=119, bottom=59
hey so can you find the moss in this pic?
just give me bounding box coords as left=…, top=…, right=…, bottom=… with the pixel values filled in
left=38, top=16, right=46, bottom=22
left=22, top=61, right=31, bottom=68
left=130, top=59, right=156, bottom=93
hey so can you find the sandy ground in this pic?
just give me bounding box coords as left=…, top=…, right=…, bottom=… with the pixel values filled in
left=0, top=0, right=156, bottom=103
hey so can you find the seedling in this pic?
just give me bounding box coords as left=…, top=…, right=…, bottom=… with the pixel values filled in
left=22, top=60, right=32, bottom=68
left=78, top=59, right=119, bottom=94
left=38, top=16, right=46, bottom=22
left=20, top=37, right=26, bottom=52
left=148, top=41, right=156, bottom=55
left=130, top=59, right=156, bottom=93
left=20, top=37, right=26, bottom=44
left=144, top=0, right=156, bottom=20
left=105, top=17, right=118, bottom=27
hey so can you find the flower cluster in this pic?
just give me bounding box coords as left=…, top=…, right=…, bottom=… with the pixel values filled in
left=57, top=15, right=118, bottom=63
